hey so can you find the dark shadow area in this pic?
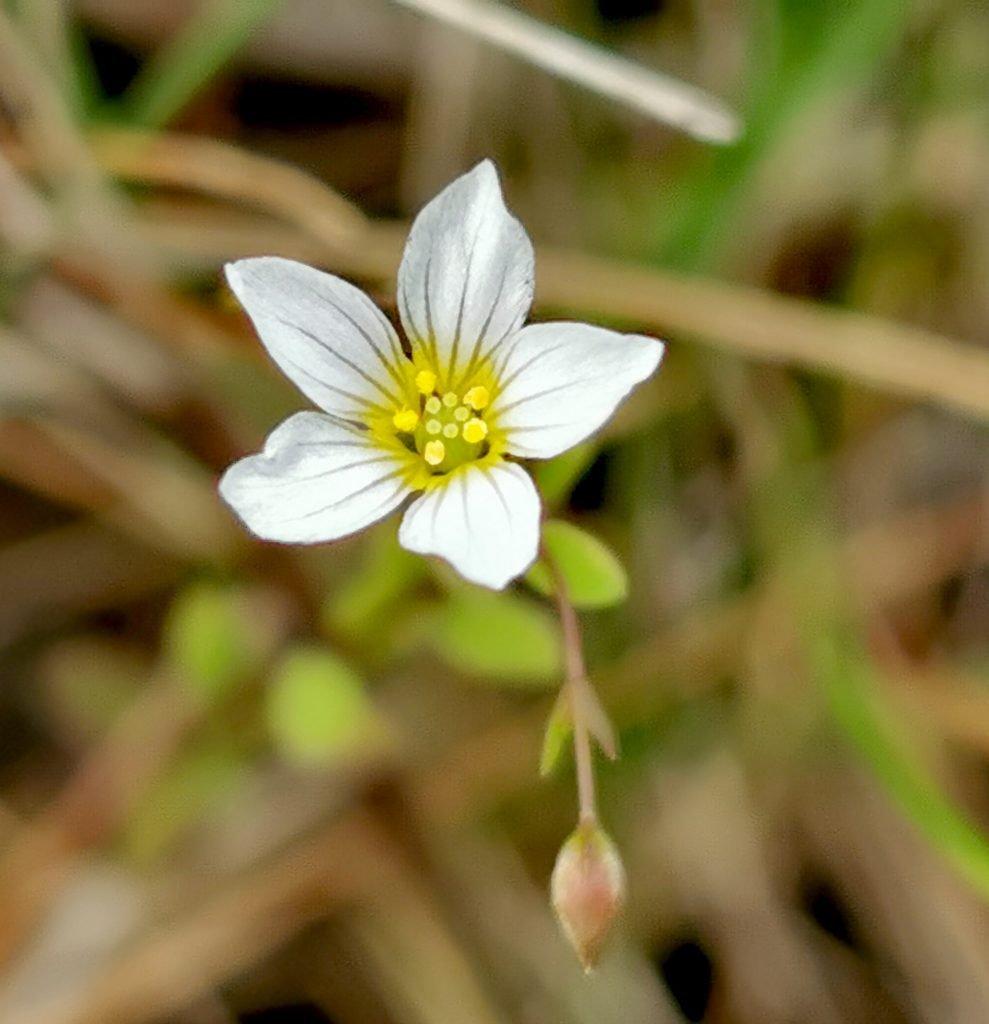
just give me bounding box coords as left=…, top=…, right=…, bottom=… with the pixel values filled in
left=656, top=932, right=715, bottom=1022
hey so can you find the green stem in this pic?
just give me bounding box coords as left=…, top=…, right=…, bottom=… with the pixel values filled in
left=543, top=546, right=597, bottom=824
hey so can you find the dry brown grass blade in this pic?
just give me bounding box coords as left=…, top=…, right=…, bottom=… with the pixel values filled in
left=0, top=7, right=91, bottom=186
left=0, top=523, right=178, bottom=650
left=533, top=249, right=989, bottom=425
left=650, top=754, right=848, bottom=1024
left=18, top=276, right=188, bottom=412
left=50, top=250, right=248, bottom=368
left=798, top=771, right=989, bottom=1024
left=122, top=197, right=989, bottom=426
left=90, top=128, right=367, bottom=251
left=0, top=10, right=146, bottom=265
left=35, top=416, right=242, bottom=563
left=0, top=413, right=241, bottom=565
left=3, top=816, right=392, bottom=1024
left=0, top=679, right=199, bottom=972
left=348, top=868, right=512, bottom=1024
left=0, top=148, right=56, bottom=254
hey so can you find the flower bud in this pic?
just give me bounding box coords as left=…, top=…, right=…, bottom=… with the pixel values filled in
left=550, top=819, right=626, bottom=972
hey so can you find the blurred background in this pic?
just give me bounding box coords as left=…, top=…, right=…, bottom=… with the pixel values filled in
left=2, top=0, right=989, bottom=1021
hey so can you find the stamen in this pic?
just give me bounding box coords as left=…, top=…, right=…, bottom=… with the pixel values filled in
left=392, top=407, right=419, bottom=433
left=464, top=386, right=490, bottom=411
left=416, top=369, right=437, bottom=395
left=454, top=406, right=470, bottom=422
left=442, top=391, right=459, bottom=409
left=442, top=423, right=459, bottom=439
left=424, top=440, right=445, bottom=466
left=462, top=418, right=489, bottom=444
left=425, top=419, right=442, bottom=435
left=425, top=396, right=442, bottom=415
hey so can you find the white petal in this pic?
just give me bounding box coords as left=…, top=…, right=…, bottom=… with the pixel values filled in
left=492, top=323, right=664, bottom=459
left=398, top=461, right=541, bottom=589
left=226, top=257, right=411, bottom=420
left=219, top=412, right=412, bottom=543
left=397, top=161, right=534, bottom=390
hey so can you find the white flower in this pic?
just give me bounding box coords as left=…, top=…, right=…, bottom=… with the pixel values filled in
left=219, top=161, right=664, bottom=590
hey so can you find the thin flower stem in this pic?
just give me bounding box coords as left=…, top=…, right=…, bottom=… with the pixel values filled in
left=543, top=547, right=598, bottom=824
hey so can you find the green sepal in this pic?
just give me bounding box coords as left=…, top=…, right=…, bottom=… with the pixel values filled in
left=540, top=691, right=573, bottom=777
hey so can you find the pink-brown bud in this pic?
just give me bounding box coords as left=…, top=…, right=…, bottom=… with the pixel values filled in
left=550, top=819, right=626, bottom=972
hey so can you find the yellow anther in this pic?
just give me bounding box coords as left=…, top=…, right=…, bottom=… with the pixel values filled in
left=392, top=407, right=419, bottom=433
left=424, top=440, right=446, bottom=466
left=454, top=406, right=470, bottom=422
left=415, top=369, right=437, bottom=394
left=425, top=396, right=442, bottom=415
left=442, top=391, right=459, bottom=409
left=464, top=385, right=490, bottom=411
left=442, top=422, right=459, bottom=439
left=425, top=418, right=442, bottom=435
left=462, top=418, right=489, bottom=444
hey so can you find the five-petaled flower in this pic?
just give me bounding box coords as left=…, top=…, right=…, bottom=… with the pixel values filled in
left=219, top=161, right=664, bottom=589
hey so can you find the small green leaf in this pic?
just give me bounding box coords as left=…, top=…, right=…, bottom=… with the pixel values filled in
left=433, top=590, right=562, bottom=685
left=164, top=582, right=254, bottom=702
left=266, top=645, right=382, bottom=764
left=540, top=692, right=572, bottom=776
left=526, top=521, right=628, bottom=609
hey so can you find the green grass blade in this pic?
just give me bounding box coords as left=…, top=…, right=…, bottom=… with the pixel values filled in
left=817, top=630, right=989, bottom=900
left=657, top=0, right=911, bottom=272
left=117, top=0, right=282, bottom=128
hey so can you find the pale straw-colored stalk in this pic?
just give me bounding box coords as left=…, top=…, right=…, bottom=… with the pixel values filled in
left=392, top=0, right=741, bottom=144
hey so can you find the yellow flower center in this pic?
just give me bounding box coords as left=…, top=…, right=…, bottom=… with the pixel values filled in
left=392, top=377, right=491, bottom=475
